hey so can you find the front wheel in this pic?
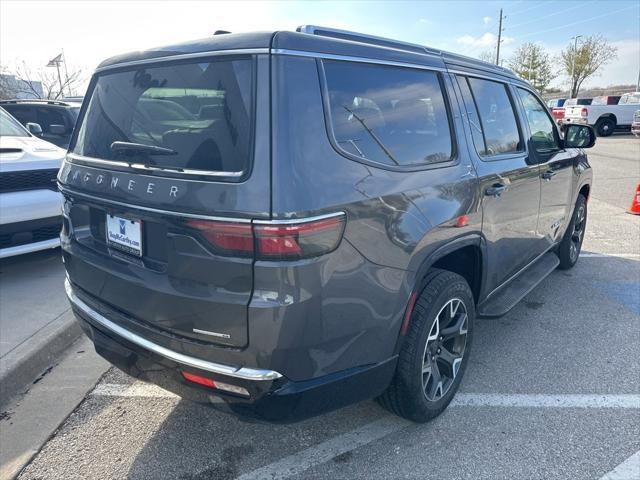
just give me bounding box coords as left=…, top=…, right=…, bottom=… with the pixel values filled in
left=378, top=270, right=474, bottom=422
left=557, top=194, right=587, bottom=269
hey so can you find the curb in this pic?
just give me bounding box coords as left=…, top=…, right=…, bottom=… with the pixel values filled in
left=0, top=309, right=82, bottom=408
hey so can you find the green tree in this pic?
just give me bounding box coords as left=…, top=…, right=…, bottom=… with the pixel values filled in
left=508, top=42, right=555, bottom=93
left=560, top=35, right=617, bottom=98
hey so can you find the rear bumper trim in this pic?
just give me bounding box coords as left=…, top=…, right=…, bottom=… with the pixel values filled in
left=64, top=279, right=283, bottom=381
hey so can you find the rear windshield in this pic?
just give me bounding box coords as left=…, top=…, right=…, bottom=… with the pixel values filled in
left=72, top=57, right=253, bottom=174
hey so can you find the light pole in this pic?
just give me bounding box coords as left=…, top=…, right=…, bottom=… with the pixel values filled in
left=569, top=35, right=582, bottom=98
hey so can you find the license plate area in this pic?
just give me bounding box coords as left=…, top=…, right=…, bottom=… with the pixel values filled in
left=106, top=214, right=143, bottom=257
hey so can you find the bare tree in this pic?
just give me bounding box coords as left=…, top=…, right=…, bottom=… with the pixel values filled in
left=9, top=61, right=83, bottom=99
left=508, top=42, right=555, bottom=93
left=560, top=35, right=617, bottom=98
left=478, top=50, right=495, bottom=63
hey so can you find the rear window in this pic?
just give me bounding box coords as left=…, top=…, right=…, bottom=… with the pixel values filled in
left=72, top=57, right=253, bottom=174
left=323, top=60, right=454, bottom=167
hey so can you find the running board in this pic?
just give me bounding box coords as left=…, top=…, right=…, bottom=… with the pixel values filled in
left=477, top=252, right=560, bottom=318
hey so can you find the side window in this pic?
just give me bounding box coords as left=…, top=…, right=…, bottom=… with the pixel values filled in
left=456, top=76, right=486, bottom=156
left=516, top=88, right=560, bottom=153
left=323, top=60, right=454, bottom=167
left=35, top=107, right=67, bottom=134
left=467, top=77, right=522, bottom=156
left=3, top=105, right=36, bottom=125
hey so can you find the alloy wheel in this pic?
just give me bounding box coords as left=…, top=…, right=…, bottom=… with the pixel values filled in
left=421, top=298, right=468, bottom=402
left=570, top=204, right=586, bottom=262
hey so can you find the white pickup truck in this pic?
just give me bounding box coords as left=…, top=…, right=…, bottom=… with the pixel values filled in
left=563, top=92, right=640, bottom=137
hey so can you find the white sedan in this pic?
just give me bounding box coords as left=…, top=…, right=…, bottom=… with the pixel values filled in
left=0, top=107, right=65, bottom=258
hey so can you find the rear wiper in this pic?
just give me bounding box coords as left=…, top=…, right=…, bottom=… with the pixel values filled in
left=110, top=141, right=177, bottom=156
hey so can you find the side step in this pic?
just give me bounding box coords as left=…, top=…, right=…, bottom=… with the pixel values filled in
left=477, top=252, right=560, bottom=318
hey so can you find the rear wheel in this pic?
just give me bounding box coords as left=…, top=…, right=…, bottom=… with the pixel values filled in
left=595, top=117, right=615, bottom=137
left=378, top=270, right=474, bottom=422
left=557, top=194, right=587, bottom=270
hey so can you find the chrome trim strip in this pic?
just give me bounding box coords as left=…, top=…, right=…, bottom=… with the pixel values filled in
left=446, top=68, right=521, bottom=82
left=58, top=186, right=253, bottom=223
left=67, top=154, right=243, bottom=178
left=193, top=328, right=231, bottom=339
left=271, top=48, right=447, bottom=72
left=95, top=48, right=269, bottom=72
left=253, top=211, right=346, bottom=225
left=65, top=279, right=282, bottom=381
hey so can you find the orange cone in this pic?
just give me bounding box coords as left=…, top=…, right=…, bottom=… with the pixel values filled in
left=629, top=184, right=640, bottom=215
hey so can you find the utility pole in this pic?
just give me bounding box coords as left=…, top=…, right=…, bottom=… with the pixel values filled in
left=62, top=49, right=71, bottom=96
left=495, top=8, right=504, bottom=66
left=569, top=35, right=582, bottom=98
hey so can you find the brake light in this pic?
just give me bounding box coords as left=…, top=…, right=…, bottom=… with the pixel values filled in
left=581, top=107, right=588, bottom=117
left=185, top=213, right=346, bottom=259
left=254, top=215, right=346, bottom=259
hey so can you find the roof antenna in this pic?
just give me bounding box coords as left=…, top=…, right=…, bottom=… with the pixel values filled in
left=213, top=30, right=231, bottom=35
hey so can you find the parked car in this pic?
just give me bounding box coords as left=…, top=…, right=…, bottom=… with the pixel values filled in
left=632, top=110, right=640, bottom=137
left=564, top=92, right=640, bottom=136
left=551, top=106, right=565, bottom=126
left=0, top=107, right=64, bottom=258
left=0, top=99, right=81, bottom=149
left=60, top=26, right=595, bottom=423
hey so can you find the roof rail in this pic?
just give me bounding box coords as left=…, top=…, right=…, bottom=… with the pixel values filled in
left=0, top=99, right=71, bottom=106
left=296, top=25, right=442, bottom=56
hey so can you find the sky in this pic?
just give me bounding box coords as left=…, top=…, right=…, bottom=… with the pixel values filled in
left=1, top=0, right=638, bottom=93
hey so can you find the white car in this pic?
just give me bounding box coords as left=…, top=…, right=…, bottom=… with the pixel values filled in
left=564, top=92, right=640, bottom=137
left=0, top=107, right=65, bottom=258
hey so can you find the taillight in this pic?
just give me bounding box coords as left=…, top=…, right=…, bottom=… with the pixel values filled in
left=185, top=213, right=346, bottom=260
left=181, top=371, right=250, bottom=397
left=254, top=215, right=346, bottom=259
left=581, top=107, right=588, bottom=117
left=185, top=219, right=253, bottom=256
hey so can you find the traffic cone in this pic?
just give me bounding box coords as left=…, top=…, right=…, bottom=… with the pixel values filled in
left=629, top=184, right=640, bottom=215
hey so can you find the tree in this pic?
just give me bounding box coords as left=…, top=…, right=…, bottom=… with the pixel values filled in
left=478, top=50, right=495, bottom=64
left=7, top=61, right=83, bottom=100
left=560, top=35, right=617, bottom=98
left=508, top=42, right=555, bottom=93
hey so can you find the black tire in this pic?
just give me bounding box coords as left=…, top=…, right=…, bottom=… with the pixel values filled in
left=595, top=117, right=615, bottom=137
left=378, top=269, right=474, bottom=422
left=557, top=194, right=587, bottom=270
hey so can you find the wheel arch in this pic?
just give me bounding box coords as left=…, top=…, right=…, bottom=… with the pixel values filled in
left=598, top=113, right=617, bottom=125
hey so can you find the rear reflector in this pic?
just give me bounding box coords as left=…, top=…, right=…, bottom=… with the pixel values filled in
left=181, top=371, right=250, bottom=397
left=185, top=213, right=346, bottom=260
left=181, top=371, right=216, bottom=388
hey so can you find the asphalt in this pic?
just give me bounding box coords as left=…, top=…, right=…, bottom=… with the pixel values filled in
left=6, top=135, right=640, bottom=480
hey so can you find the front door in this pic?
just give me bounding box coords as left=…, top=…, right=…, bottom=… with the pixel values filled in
left=455, top=75, right=544, bottom=294
left=514, top=87, right=575, bottom=250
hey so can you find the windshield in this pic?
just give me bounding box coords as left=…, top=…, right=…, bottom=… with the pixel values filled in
left=0, top=107, right=30, bottom=137
left=72, top=57, right=254, bottom=174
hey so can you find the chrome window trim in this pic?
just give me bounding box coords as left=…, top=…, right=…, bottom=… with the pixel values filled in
left=95, top=48, right=269, bottom=72
left=67, top=153, right=244, bottom=179
left=254, top=211, right=346, bottom=225
left=272, top=48, right=447, bottom=72
left=58, top=185, right=253, bottom=223
left=65, top=279, right=282, bottom=381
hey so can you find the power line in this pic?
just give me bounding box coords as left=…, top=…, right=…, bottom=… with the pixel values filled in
left=518, top=4, right=638, bottom=39
left=507, top=1, right=547, bottom=17
left=508, top=2, right=596, bottom=30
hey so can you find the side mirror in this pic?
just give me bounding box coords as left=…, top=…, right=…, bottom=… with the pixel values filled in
left=563, top=124, right=596, bottom=148
left=26, top=122, right=43, bottom=136
left=49, top=124, right=67, bottom=135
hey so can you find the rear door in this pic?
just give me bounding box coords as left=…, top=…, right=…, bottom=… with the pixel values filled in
left=514, top=87, right=574, bottom=250
left=60, top=54, right=270, bottom=348
left=455, top=75, right=544, bottom=293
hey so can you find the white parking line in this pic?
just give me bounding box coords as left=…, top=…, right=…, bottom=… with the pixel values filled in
left=580, top=253, right=640, bottom=259
left=92, top=384, right=640, bottom=410
left=451, top=393, right=640, bottom=409
left=235, top=416, right=411, bottom=480
left=599, top=451, right=640, bottom=480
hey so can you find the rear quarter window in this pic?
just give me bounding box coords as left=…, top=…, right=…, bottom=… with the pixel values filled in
left=322, top=60, right=454, bottom=168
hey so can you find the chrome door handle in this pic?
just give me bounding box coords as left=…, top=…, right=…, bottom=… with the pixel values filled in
left=485, top=184, right=507, bottom=197
left=541, top=170, right=557, bottom=180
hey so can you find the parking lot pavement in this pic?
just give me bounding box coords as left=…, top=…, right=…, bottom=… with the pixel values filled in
left=10, top=136, right=640, bottom=480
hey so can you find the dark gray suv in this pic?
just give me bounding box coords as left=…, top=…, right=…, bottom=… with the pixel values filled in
left=59, top=26, right=595, bottom=422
